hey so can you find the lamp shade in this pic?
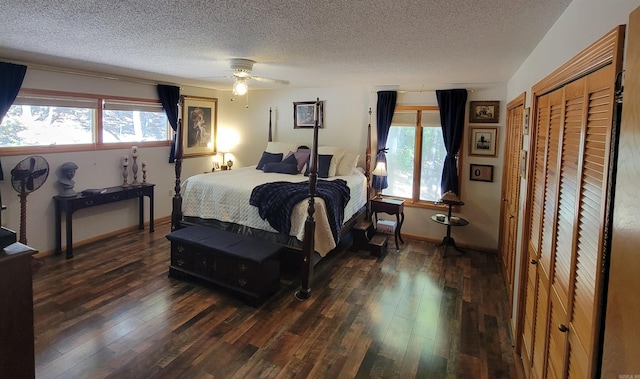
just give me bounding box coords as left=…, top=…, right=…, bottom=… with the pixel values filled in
left=372, top=161, right=387, bottom=177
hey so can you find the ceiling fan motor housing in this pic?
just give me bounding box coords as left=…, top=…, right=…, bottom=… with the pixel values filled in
left=230, top=58, right=255, bottom=77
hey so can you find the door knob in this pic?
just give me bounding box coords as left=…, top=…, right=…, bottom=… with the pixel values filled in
left=558, top=324, right=569, bottom=333
left=530, top=259, right=538, bottom=265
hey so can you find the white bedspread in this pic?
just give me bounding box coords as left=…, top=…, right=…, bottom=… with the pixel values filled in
left=181, top=166, right=367, bottom=256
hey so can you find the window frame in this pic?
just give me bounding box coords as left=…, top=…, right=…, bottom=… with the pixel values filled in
left=0, top=88, right=172, bottom=156
left=385, top=105, right=463, bottom=209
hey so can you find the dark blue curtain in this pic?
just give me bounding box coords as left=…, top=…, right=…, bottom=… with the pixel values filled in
left=157, top=84, right=180, bottom=163
left=0, top=62, right=28, bottom=180
left=436, top=89, right=468, bottom=195
left=372, top=91, right=397, bottom=191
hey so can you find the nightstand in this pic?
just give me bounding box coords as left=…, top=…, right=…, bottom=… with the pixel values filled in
left=370, top=197, right=404, bottom=250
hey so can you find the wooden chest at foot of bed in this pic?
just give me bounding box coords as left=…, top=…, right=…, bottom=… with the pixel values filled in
left=166, top=225, right=281, bottom=307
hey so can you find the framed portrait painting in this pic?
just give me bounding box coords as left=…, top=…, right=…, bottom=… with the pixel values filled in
left=294, top=101, right=323, bottom=128
left=469, top=101, right=500, bottom=123
left=181, top=95, right=217, bottom=158
left=469, top=127, right=498, bottom=157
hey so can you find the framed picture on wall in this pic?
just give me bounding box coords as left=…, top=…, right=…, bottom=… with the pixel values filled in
left=469, top=100, right=500, bottom=123
left=469, top=164, right=494, bottom=182
left=181, top=95, right=218, bottom=158
left=469, top=127, right=498, bottom=156
left=294, top=101, right=323, bottom=128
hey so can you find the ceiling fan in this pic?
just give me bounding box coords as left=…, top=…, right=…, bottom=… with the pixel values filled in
left=228, top=58, right=289, bottom=95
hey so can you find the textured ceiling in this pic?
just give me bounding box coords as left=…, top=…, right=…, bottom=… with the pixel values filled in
left=0, top=0, right=572, bottom=91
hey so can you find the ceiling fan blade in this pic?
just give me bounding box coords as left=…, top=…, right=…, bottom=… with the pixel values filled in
left=250, top=76, right=290, bottom=85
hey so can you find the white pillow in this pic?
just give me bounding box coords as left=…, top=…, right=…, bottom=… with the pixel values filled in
left=318, top=146, right=346, bottom=177
left=265, top=141, right=299, bottom=155
left=336, top=153, right=360, bottom=176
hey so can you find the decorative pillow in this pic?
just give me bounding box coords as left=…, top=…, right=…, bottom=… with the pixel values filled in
left=318, top=146, right=346, bottom=177
left=336, top=153, right=360, bottom=176
left=284, top=149, right=311, bottom=172
left=281, top=153, right=298, bottom=166
left=265, top=141, right=299, bottom=155
left=262, top=162, right=299, bottom=175
left=305, top=154, right=333, bottom=178
left=256, top=151, right=283, bottom=170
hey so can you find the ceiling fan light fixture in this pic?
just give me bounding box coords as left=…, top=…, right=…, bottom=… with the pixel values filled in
left=232, top=78, right=248, bottom=96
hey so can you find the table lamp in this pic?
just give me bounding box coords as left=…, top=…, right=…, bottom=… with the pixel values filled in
left=371, top=161, right=387, bottom=198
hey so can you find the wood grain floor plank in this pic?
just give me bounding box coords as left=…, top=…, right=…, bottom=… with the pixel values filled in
left=32, top=220, right=517, bottom=378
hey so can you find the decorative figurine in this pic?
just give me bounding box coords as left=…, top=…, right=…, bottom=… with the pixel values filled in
left=131, top=146, right=141, bottom=187
left=142, top=161, right=147, bottom=184
left=122, top=156, right=129, bottom=187
left=58, top=162, right=79, bottom=197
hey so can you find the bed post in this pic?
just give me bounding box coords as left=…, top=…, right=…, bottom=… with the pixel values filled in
left=171, top=100, right=184, bottom=231
left=365, top=108, right=372, bottom=220
left=268, top=107, right=273, bottom=142
left=295, top=98, right=320, bottom=300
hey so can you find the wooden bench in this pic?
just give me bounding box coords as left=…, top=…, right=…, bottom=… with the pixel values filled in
left=166, top=225, right=281, bottom=307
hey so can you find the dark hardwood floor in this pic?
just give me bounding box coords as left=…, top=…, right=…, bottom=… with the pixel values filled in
left=32, top=220, right=517, bottom=378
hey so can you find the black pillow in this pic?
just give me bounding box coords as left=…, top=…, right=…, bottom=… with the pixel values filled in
left=262, top=162, right=299, bottom=175
left=304, top=154, right=333, bottom=178
left=256, top=151, right=283, bottom=170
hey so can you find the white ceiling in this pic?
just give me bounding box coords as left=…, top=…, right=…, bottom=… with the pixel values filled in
left=0, top=0, right=572, bottom=91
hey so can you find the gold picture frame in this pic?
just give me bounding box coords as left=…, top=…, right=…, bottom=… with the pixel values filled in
left=294, top=101, right=323, bottom=128
left=181, top=95, right=217, bottom=158
left=469, top=100, right=500, bottom=123
left=469, top=127, right=498, bottom=157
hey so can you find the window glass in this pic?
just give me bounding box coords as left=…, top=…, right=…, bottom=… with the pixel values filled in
left=383, top=107, right=454, bottom=203
left=0, top=92, right=170, bottom=148
left=103, top=100, right=168, bottom=143
left=420, top=126, right=446, bottom=201
left=385, top=126, right=415, bottom=198
left=1, top=94, right=96, bottom=146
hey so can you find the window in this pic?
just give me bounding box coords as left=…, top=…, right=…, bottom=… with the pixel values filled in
left=384, top=106, right=458, bottom=204
left=102, top=99, right=168, bottom=143
left=0, top=90, right=170, bottom=149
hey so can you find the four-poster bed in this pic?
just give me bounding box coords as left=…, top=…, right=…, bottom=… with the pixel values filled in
left=170, top=101, right=372, bottom=300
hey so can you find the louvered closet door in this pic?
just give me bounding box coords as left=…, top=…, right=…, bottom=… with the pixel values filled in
left=546, top=76, right=585, bottom=379
left=520, top=91, right=552, bottom=379
left=566, top=64, right=614, bottom=379
left=499, top=99, right=524, bottom=307
left=534, top=88, right=563, bottom=378
left=521, top=64, right=616, bottom=379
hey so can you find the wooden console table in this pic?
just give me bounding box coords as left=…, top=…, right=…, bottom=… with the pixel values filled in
left=54, top=184, right=155, bottom=259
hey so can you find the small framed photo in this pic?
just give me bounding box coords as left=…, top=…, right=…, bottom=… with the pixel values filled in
left=213, top=161, right=220, bottom=171
left=294, top=101, right=323, bottom=128
left=181, top=95, right=217, bottom=158
left=469, top=127, right=498, bottom=157
left=469, top=101, right=500, bottom=123
left=470, top=164, right=494, bottom=182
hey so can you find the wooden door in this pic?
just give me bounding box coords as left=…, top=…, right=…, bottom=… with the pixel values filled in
left=499, top=93, right=525, bottom=310
left=519, top=26, right=623, bottom=379
left=601, top=5, right=640, bottom=376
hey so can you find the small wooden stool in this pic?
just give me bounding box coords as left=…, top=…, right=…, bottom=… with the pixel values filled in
left=369, top=234, right=388, bottom=257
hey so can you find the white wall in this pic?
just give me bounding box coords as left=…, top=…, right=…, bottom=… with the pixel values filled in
left=506, top=0, right=640, bottom=328
left=0, top=68, right=218, bottom=253
left=2, top=67, right=510, bottom=255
